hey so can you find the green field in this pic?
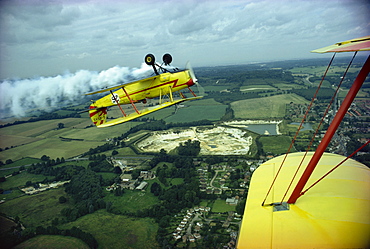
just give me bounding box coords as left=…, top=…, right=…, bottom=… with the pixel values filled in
left=203, top=85, right=229, bottom=92
left=59, top=210, right=159, bottom=249
left=211, top=199, right=236, bottom=213
left=14, top=235, right=89, bottom=249
left=0, top=171, right=47, bottom=189
left=0, top=187, right=74, bottom=228
left=289, top=65, right=361, bottom=76
left=258, top=135, right=297, bottom=155
left=231, top=93, right=309, bottom=119
left=272, top=83, right=306, bottom=90
left=240, top=85, right=277, bottom=92
left=104, top=189, right=158, bottom=213
left=165, top=104, right=227, bottom=123
left=0, top=117, right=142, bottom=161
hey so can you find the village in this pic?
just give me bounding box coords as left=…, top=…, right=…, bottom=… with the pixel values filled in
left=103, top=156, right=261, bottom=247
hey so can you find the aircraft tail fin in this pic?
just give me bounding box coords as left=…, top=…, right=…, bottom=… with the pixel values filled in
left=89, top=106, right=107, bottom=127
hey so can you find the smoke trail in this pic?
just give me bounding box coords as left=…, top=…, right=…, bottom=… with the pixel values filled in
left=0, top=63, right=154, bottom=118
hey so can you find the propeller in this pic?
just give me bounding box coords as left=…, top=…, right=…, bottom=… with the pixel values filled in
left=186, top=61, right=204, bottom=96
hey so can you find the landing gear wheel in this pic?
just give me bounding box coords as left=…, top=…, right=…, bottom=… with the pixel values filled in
left=145, top=54, right=155, bottom=65
left=162, top=53, right=172, bottom=65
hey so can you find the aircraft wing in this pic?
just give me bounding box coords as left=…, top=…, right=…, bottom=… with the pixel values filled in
left=96, top=96, right=202, bottom=128
left=237, top=152, right=370, bottom=248
left=85, top=75, right=157, bottom=95
left=311, top=35, right=370, bottom=53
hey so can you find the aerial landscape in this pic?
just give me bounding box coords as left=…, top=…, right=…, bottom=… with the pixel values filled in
left=1, top=1, right=369, bottom=249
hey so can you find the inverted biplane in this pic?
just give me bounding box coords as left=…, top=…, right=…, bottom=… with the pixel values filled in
left=86, top=53, right=202, bottom=127
left=237, top=36, right=370, bottom=248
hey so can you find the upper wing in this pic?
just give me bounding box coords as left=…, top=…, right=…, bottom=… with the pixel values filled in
left=311, top=36, right=370, bottom=53
left=96, top=96, right=203, bottom=128
left=85, top=74, right=157, bottom=95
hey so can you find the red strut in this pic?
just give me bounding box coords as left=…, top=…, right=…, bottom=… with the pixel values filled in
left=287, top=55, right=370, bottom=204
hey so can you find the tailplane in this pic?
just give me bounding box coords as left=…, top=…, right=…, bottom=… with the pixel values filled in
left=89, top=106, right=107, bottom=127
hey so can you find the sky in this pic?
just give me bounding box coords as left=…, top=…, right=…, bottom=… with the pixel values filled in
left=0, top=0, right=369, bottom=118
left=1, top=0, right=369, bottom=80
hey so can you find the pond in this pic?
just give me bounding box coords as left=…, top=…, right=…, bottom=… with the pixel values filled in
left=290, top=122, right=313, bottom=131
left=241, top=124, right=279, bottom=135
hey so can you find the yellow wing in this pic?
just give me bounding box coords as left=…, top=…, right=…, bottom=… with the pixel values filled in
left=94, top=96, right=202, bottom=128
left=237, top=152, right=370, bottom=248
left=85, top=75, right=157, bottom=96
left=311, top=35, right=370, bottom=53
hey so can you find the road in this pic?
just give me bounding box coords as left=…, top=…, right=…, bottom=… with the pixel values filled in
left=209, top=169, right=224, bottom=190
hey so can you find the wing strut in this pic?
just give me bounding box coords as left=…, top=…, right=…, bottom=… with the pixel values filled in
left=287, top=55, right=370, bottom=204
left=188, top=86, right=197, bottom=97
left=110, top=90, right=127, bottom=117
left=122, top=87, right=140, bottom=114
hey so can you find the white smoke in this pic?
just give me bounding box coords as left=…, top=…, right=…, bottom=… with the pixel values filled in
left=0, top=63, right=154, bottom=118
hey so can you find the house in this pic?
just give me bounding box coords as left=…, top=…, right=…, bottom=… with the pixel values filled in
left=136, top=181, right=148, bottom=190
left=194, top=233, right=201, bottom=239
left=188, top=235, right=195, bottom=242
left=139, top=171, right=155, bottom=180
left=226, top=197, right=238, bottom=205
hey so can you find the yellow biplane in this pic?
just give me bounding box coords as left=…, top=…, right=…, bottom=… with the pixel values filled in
left=86, top=54, right=202, bottom=128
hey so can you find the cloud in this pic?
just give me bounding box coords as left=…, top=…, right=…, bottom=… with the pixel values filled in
left=0, top=63, right=154, bottom=118
left=0, top=0, right=369, bottom=79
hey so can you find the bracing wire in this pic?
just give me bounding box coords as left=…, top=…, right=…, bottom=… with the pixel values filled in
left=301, top=140, right=370, bottom=195
left=279, top=52, right=358, bottom=204
left=261, top=53, right=336, bottom=206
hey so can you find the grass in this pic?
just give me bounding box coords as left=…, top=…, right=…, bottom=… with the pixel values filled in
left=0, top=138, right=103, bottom=161
left=0, top=187, right=74, bottom=228
left=240, top=85, right=277, bottom=92
left=211, top=199, right=236, bottom=213
left=104, top=189, right=158, bottom=213
left=289, top=65, right=361, bottom=76
left=165, top=105, right=227, bottom=123
left=259, top=135, right=296, bottom=155
left=97, top=172, right=116, bottom=180
left=170, top=178, right=184, bottom=185
left=14, top=235, right=89, bottom=249
left=272, top=83, right=306, bottom=90
left=115, top=147, right=138, bottom=156
left=0, top=171, right=48, bottom=189
left=59, top=210, right=159, bottom=249
left=231, top=93, right=309, bottom=119
left=204, top=85, right=230, bottom=92
left=0, top=116, right=144, bottom=161
left=2, top=157, right=42, bottom=167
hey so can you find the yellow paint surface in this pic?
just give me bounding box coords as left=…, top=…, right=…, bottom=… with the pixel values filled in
left=237, top=152, right=370, bottom=248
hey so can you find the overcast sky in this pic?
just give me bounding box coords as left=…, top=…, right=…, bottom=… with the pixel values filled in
left=1, top=0, right=369, bottom=79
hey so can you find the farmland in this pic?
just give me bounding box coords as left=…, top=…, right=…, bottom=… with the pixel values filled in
left=231, top=94, right=309, bottom=119
left=59, top=210, right=159, bottom=249
left=14, top=235, right=90, bottom=249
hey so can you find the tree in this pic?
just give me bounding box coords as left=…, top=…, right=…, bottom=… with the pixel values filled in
left=113, top=166, right=122, bottom=174
left=57, top=123, right=65, bottom=129
left=150, top=182, right=162, bottom=196
left=236, top=199, right=246, bottom=215
left=114, top=187, right=124, bottom=196
left=178, top=139, right=201, bottom=156
left=59, top=196, right=67, bottom=204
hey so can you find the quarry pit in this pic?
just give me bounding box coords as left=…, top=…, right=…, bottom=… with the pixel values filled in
left=136, top=125, right=253, bottom=156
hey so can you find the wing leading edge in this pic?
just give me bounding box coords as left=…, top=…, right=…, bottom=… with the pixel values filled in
left=95, top=96, right=202, bottom=128
left=311, top=35, right=370, bottom=53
